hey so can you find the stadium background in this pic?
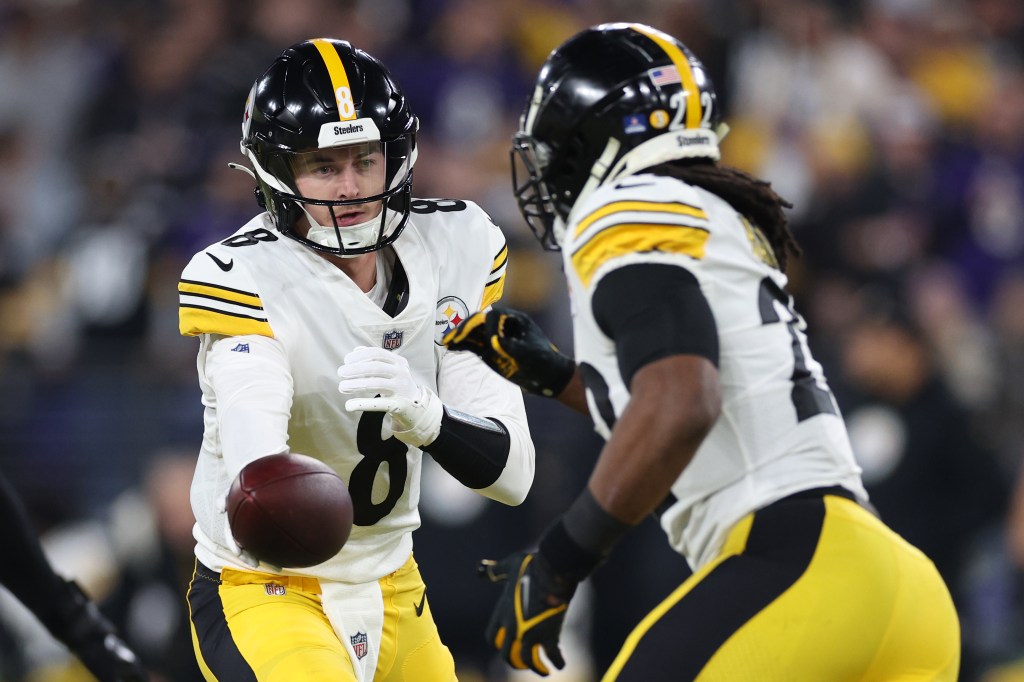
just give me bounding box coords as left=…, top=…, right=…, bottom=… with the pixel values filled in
left=0, top=0, right=1022, bottom=679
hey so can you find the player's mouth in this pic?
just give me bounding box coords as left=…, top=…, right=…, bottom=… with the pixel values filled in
left=333, top=210, right=366, bottom=227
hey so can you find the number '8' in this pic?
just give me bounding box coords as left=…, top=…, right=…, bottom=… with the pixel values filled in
left=335, top=86, right=356, bottom=119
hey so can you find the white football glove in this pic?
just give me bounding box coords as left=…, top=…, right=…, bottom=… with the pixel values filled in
left=338, top=346, right=444, bottom=448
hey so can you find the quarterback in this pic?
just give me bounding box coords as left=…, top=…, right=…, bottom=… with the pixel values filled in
left=446, top=23, right=960, bottom=681
left=179, top=39, right=534, bottom=681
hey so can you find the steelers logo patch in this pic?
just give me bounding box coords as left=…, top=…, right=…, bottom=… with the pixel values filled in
left=650, top=110, right=671, bottom=129
left=435, top=296, right=470, bottom=345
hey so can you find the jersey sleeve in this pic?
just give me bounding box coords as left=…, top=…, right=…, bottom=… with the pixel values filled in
left=480, top=217, right=509, bottom=310
left=204, top=334, right=293, bottom=478
left=178, top=247, right=275, bottom=338
left=566, top=179, right=711, bottom=288
left=436, top=349, right=534, bottom=505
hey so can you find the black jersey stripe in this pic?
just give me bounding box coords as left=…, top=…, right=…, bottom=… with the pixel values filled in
left=179, top=302, right=269, bottom=322
left=180, top=291, right=265, bottom=311
left=179, top=278, right=260, bottom=298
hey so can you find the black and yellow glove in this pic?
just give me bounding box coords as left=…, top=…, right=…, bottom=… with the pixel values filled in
left=442, top=307, right=575, bottom=397
left=480, top=490, right=633, bottom=675
left=479, top=550, right=577, bottom=676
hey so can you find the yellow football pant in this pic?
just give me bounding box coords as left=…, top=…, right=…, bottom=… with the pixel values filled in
left=604, top=489, right=960, bottom=681
left=187, top=554, right=456, bottom=681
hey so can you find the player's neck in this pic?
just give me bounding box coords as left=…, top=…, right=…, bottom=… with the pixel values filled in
left=320, top=251, right=378, bottom=292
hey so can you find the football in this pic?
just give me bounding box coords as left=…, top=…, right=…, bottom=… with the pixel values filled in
left=226, top=453, right=353, bottom=568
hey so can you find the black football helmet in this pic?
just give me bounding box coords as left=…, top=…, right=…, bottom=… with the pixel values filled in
left=512, top=23, right=727, bottom=250
left=240, top=39, right=418, bottom=256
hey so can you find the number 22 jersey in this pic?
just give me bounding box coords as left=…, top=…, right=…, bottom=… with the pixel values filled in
left=563, top=175, right=867, bottom=570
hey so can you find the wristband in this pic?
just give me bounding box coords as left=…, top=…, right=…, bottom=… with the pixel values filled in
left=537, top=488, right=632, bottom=582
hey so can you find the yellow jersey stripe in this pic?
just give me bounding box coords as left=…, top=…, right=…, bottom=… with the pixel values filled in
left=481, top=272, right=506, bottom=310
left=491, top=244, right=509, bottom=274
left=311, top=39, right=355, bottom=121
left=179, top=279, right=263, bottom=309
left=571, top=223, right=709, bottom=287
left=575, top=200, right=708, bottom=239
left=631, top=24, right=701, bottom=129
left=179, top=305, right=274, bottom=338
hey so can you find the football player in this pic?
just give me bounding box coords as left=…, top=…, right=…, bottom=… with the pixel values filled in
left=0, top=470, right=148, bottom=681
left=179, top=39, right=535, bottom=681
left=444, top=23, right=960, bottom=681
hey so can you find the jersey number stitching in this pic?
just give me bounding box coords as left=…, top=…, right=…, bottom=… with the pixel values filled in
left=410, top=198, right=467, bottom=214
left=350, top=411, right=409, bottom=526
left=579, top=362, right=616, bottom=432
left=757, top=278, right=837, bottom=421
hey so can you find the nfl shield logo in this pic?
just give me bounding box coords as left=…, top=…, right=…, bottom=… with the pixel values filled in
left=350, top=631, right=368, bottom=660
left=382, top=330, right=403, bottom=350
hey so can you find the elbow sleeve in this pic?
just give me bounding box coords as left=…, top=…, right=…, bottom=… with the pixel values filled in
left=422, top=408, right=511, bottom=489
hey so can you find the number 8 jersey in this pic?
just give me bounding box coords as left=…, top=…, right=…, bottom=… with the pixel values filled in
left=563, top=175, right=867, bottom=571
left=178, top=200, right=534, bottom=583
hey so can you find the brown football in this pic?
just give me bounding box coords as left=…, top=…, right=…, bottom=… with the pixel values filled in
left=226, top=453, right=353, bottom=568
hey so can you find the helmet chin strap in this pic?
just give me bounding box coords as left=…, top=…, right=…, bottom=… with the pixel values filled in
left=238, top=145, right=416, bottom=256
left=560, top=137, right=621, bottom=244
left=227, top=162, right=257, bottom=180
left=303, top=205, right=402, bottom=258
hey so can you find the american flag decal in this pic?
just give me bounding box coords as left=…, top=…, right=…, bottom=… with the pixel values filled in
left=649, top=66, right=681, bottom=86
left=350, top=631, right=368, bottom=660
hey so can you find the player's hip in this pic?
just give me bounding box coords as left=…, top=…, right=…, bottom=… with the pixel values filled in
left=605, top=487, right=960, bottom=681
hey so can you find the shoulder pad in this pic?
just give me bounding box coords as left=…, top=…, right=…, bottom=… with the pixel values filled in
left=412, top=199, right=509, bottom=310
left=566, top=175, right=711, bottom=286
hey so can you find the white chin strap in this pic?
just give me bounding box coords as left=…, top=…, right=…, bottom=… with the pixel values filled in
left=241, top=145, right=417, bottom=256
left=304, top=207, right=403, bottom=257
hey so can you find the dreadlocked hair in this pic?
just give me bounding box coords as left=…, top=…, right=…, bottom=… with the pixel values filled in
left=653, top=160, right=800, bottom=272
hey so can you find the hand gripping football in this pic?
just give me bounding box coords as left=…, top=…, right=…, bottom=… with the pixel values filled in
left=226, top=453, right=353, bottom=568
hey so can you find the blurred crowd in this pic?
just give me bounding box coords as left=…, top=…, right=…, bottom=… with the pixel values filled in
left=1, top=0, right=1023, bottom=679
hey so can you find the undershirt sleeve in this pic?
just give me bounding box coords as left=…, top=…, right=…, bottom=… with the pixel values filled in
left=591, top=263, right=719, bottom=387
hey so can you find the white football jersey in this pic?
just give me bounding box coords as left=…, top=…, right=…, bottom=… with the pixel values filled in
left=179, top=199, right=532, bottom=583
left=563, top=174, right=867, bottom=570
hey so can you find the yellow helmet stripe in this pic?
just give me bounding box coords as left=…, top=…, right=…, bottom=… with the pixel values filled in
left=311, top=39, right=356, bottom=121
left=630, top=24, right=701, bottom=129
